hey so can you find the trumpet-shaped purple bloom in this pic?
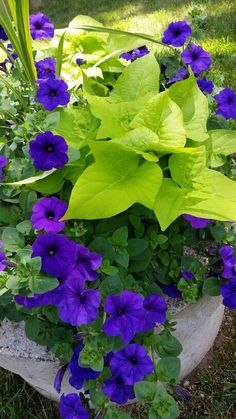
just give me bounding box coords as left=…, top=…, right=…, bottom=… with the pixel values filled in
left=15, top=283, right=63, bottom=309
left=110, top=343, right=153, bottom=385
left=32, top=233, right=77, bottom=278
left=181, top=42, right=211, bottom=76
left=31, top=196, right=67, bottom=233
left=221, top=277, right=236, bottom=310
left=70, top=244, right=102, bottom=281
left=54, top=364, right=67, bottom=393
left=68, top=346, right=100, bottom=389
left=183, top=214, right=212, bottom=229
left=167, top=68, right=188, bottom=85
left=103, top=291, right=146, bottom=343
left=35, top=57, right=56, bottom=80
left=0, top=25, right=8, bottom=41
left=0, top=155, right=7, bottom=180
left=120, top=46, right=149, bottom=62
left=30, top=13, right=54, bottom=40
left=162, top=21, right=192, bottom=47
left=181, top=268, right=195, bottom=280
left=162, top=284, right=182, bottom=298
left=59, top=394, right=89, bottom=419
left=58, top=275, right=101, bottom=326
left=143, top=293, right=167, bottom=327
left=36, top=78, right=70, bottom=111
left=219, top=245, right=236, bottom=279
left=29, top=131, right=68, bottom=171
left=197, top=78, right=214, bottom=94
left=214, top=88, right=236, bottom=120
left=103, top=374, right=135, bottom=404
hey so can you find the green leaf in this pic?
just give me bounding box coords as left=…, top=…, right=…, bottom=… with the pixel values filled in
left=168, top=146, right=206, bottom=188
left=111, top=52, right=160, bottom=102
left=149, top=387, right=180, bottom=419
left=16, top=220, right=32, bottom=235
left=29, top=275, right=59, bottom=294
left=153, top=331, right=183, bottom=358
left=64, top=142, right=162, bottom=220
left=127, top=238, right=148, bottom=257
left=89, top=387, right=108, bottom=407
left=202, top=277, right=222, bottom=296
left=131, top=91, right=186, bottom=148
left=2, top=227, right=25, bottom=252
left=104, top=407, right=131, bottom=419
left=79, top=346, right=104, bottom=372
left=41, top=112, right=60, bottom=131
left=134, top=381, right=157, bottom=403
left=156, top=357, right=180, bottom=384
left=207, top=130, right=236, bottom=167
left=113, top=127, right=159, bottom=162
left=114, top=248, right=129, bottom=267
left=28, top=169, right=65, bottom=194
left=111, top=226, right=128, bottom=246
left=55, top=106, right=99, bottom=148
left=25, top=316, right=40, bottom=341
left=168, top=75, right=208, bottom=141
left=99, top=275, right=123, bottom=298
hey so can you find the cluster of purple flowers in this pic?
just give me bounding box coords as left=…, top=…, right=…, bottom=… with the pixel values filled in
left=103, top=291, right=167, bottom=342
left=219, top=246, right=236, bottom=309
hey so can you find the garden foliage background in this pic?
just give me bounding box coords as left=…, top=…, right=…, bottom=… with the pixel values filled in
left=0, top=0, right=236, bottom=418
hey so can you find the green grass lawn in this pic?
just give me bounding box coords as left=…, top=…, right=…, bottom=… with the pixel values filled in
left=1, top=0, right=236, bottom=418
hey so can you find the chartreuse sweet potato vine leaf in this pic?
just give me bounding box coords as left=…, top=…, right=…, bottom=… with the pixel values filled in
left=130, top=91, right=186, bottom=148
left=154, top=147, right=236, bottom=230
left=207, top=130, right=236, bottom=167
left=168, top=75, right=209, bottom=142
left=63, top=141, right=163, bottom=220
left=85, top=53, right=160, bottom=139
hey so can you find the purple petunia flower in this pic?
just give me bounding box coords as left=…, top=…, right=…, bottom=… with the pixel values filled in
left=162, top=284, right=182, bottom=299
left=167, top=67, right=188, bottom=85
left=219, top=245, right=236, bottom=279
left=214, top=88, right=236, bottom=120
left=31, top=196, right=67, bottom=233
left=70, top=244, right=102, bottom=282
left=181, top=268, right=195, bottom=280
left=197, top=78, right=214, bottom=94
left=32, top=233, right=77, bottom=278
left=57, top=275, right=101, bottom=326
left=54, top=364, right=67, bottom=393
left=221, top=277, right=236, bottom=310
left=29, top=131, right=68, bottom=171
left=110, top=343, right=153, bottom=385
left=173, top=384, right=192, bottom=401
left=162, top=21, right=192, bottom=47
left=103, top=291, right=146, bottom=343
left=36, top=78, right=70, bottom=111
left=35, top=57, right=56, bottom=80
left=76, top=58, right=84, bottom=66
left=181, top=42, right=212, bottom=76
left=68, top=345, right=100, bottom=390
left=103, top=374, right=135, bottom=404
left=0, top=24, right=8, bottom=41
left=15, top=283, right=63, bottom=308
left=30, top=13, right=54, bottom=40
left=59, top=393, right=89, bottom=419
left=0, top=156, right=7, bottom=180
left=183, top=214, right=212, bottom=229
left=143, top=293, right=167, bottom=326
left=120, top=46, right=150, bottom=62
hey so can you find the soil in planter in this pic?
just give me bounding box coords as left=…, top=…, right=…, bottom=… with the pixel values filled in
left=0, top=312, right=235, bottom=418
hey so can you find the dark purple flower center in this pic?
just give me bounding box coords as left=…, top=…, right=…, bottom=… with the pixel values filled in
left=227, top=96, right=233, bottom=104
left=47, top=246, right=56, bottom=256
left=35, top=22, right=42, bottom=30
left=174, top=30, right=180, bottom=37
left=49, top=89, right=57, bottom=97
left=191, top=51, right=199, bottom=61
left=45, top=144, right=54, bottom=152
left=130, top=357, right=138, bottom=365
left=116, top=376, right=124, bottom=385
left=46, top=211, right=55, bottom=220
left=78, top=294, right=86, bottom=304
left=116, top=307, right=126, bottom=316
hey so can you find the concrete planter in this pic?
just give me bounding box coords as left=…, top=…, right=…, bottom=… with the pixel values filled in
left=0, top=296, right=224, bottom=402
